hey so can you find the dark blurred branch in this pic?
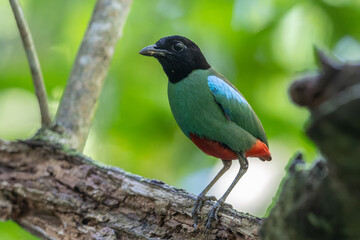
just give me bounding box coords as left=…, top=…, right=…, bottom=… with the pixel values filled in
left=54, top=0, right=132, bottom=151
left=261, top=50, right=360, bottom=240
left=0, top=140, right=261, bottom=240
left=9, top=0, right=51, bottom=128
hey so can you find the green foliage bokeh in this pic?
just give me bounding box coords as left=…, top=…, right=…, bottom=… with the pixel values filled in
left=0, top=0, right=360, bottom=238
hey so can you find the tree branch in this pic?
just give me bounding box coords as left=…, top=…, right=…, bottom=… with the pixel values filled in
left=261, top=51, right=360, bottom=240
left=9, top=0, right=52, bottom=128
left=53, top=0, right=132, bottom=151
left=0, top=140, right=261, bottom=240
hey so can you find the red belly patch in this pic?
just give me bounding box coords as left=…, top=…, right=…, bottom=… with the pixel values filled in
left=189, top=133, right=272, bottom=161
left=190, top=133, right=237, bottom=160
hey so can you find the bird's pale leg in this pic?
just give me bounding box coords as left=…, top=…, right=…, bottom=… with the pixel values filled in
left=192, top=159, right=232, bottom=228
left=206, top=152, right=249, bottom=229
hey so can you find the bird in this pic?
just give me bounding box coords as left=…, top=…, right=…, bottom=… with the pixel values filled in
left=139, top=35, right=271, bottom=229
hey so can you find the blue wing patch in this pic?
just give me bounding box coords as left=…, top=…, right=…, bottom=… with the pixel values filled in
left=208, top=75, right=250, bottom=119
left=208, top=76, right=248, bottom=104
left=207, top=74, right=268, bottom=146
left=208, top=75, right=249, bottom=104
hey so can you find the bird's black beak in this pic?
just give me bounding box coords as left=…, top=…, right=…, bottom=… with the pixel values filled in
left=139, top=44, right=168, bottom=57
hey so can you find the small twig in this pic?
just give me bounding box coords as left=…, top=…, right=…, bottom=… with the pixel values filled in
left=9, top=0, right=52, bottom=128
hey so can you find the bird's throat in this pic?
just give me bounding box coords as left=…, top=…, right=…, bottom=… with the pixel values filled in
left=157, top=57, right=210, bottom=83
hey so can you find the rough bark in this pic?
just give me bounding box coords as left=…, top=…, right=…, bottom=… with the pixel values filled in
left=0, top=139, right=262, bottom=240
left=261, top=50, right=360, bottom=240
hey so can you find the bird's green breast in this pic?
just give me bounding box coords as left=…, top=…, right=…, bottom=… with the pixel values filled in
left=167, top=69, right=256, bottom=152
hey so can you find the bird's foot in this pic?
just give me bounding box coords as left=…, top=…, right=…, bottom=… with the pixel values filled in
left=192, top=195, right=217, bottom=229
left=205, top=199, right=225, bottom=230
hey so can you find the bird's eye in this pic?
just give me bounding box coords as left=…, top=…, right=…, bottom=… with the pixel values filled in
left=172, top=42, right=185, bottom=52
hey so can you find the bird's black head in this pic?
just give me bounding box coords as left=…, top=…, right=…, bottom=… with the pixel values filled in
left=139, top=35, right=211, bottom=83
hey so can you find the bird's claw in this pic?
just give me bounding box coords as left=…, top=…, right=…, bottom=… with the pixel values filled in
left=192, top=197, right=203, bottom=229
left=205, top=199, right=224, bottom=230
left=192, top=195, right=217, bottom=229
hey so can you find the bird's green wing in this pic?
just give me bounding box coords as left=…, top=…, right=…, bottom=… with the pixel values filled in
left=207, top=70, right=268, bottom=146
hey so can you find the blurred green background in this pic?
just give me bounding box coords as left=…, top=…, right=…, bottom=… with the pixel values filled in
left=1, top=0, right=360, bottom=239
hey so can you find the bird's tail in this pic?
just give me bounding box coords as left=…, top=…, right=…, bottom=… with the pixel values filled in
left=245, top=140, right=272, bottom=161
left=260, top=155, right=272, bottom=161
